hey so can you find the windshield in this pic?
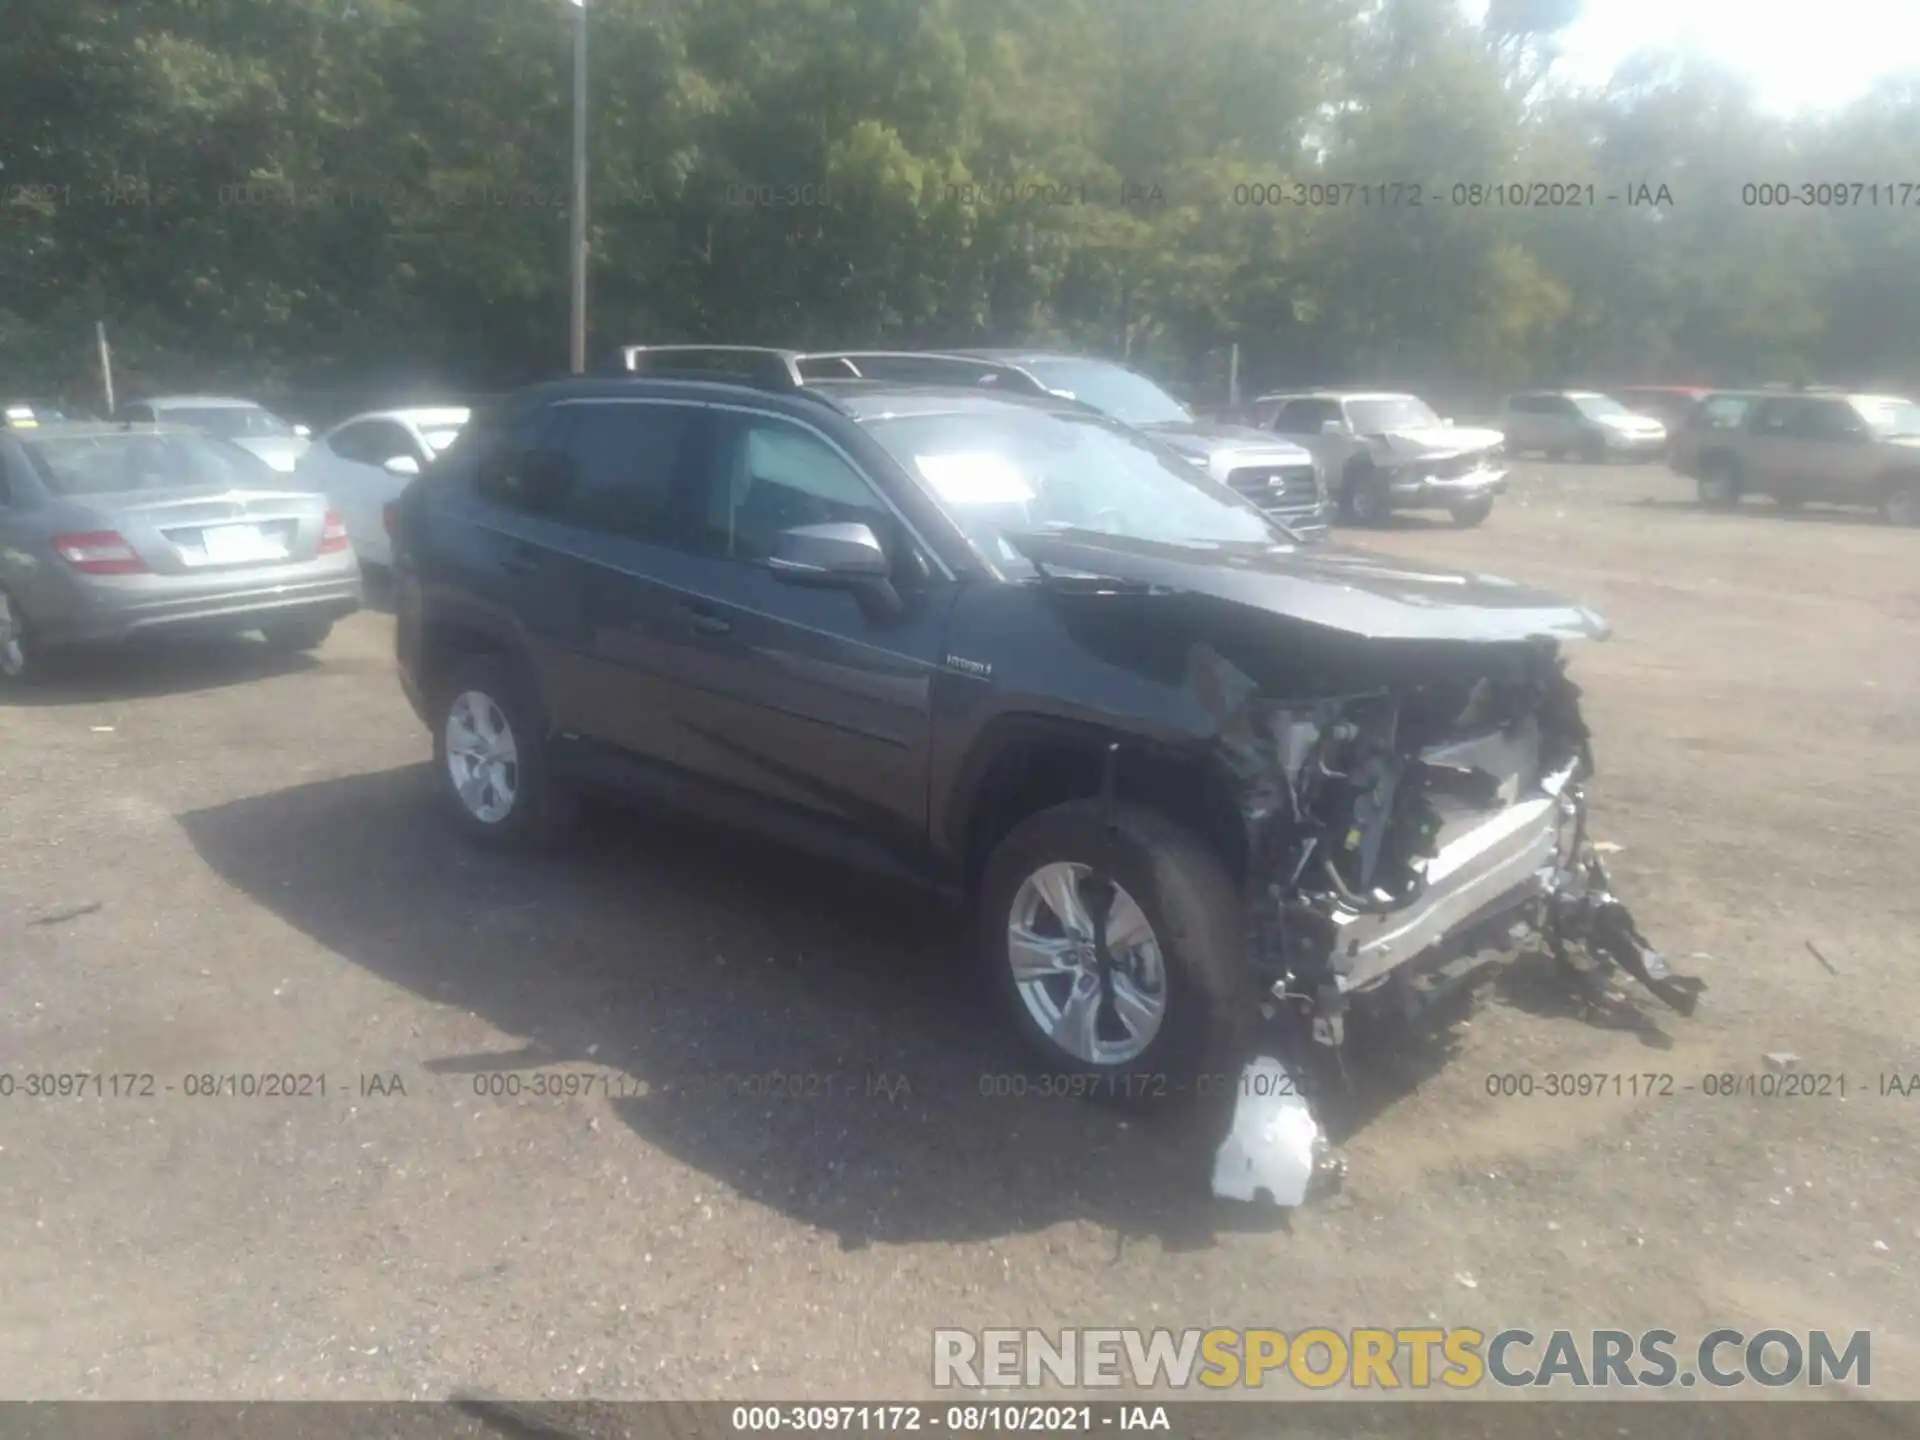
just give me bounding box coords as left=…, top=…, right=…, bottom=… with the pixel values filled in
left=864, top=408, right=1286, bottom=574
left=1019, top=360, right=1194, bottom=427
left=1572, top=394, right=1632, bottom=419
left=157, top=404, right=295, bottom=439
left=20, top=431, right=277, bottom=497
left=421, top=427, right=464, bottom=453
left=1853, top=396, right=1920, bottom=438
left=1344, top=395, right=1441, bottom=434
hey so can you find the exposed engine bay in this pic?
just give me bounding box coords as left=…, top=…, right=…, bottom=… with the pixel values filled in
left=1193, top=633, right=1706, bottom=1206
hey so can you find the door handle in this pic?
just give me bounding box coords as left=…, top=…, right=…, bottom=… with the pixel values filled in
left=675, top=602, right=732, bottom=637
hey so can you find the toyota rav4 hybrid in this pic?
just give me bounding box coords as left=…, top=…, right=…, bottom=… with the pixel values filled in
left=390, top=355, right=1703, bottom=1203
left=1244, top=389, right=1508, bottom=527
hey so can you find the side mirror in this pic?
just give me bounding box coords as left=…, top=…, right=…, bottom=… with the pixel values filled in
left=769, top=522, right=901, bottom=613
left=293, top=424, right=312, bottom=438
left=383, top=454, right=422, bottom=477
left=1441, top=416, right=1456, bottom=427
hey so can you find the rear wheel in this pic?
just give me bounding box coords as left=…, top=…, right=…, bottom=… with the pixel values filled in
left=0, top=590, right=40, bottom=686
left=260, top=616, right=333, bottom=652
left=1697, top=455, right=1743, bottom=509
left=1580, top=431, right=1609, bottom=464
left=978, top=800, right=1253, bottom=1103
left=1883, top=476, right=1920, bottom=527
left=431, top=654, right=577, bottom=849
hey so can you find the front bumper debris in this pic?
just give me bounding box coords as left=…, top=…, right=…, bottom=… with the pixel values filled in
left=1198, top=640, right=1704, bottom=1205
left=1388, top=466, right=1509, bottom=506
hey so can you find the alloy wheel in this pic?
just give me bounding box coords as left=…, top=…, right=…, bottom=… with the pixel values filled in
left=444, top=689, right=520, bottom=824
left=1006, top=861, right=1168, bottom=1066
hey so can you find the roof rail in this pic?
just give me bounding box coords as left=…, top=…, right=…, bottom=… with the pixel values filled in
left=795, top=350, right=1055, bottom=395
left=612, top=345, right=807, bottom=390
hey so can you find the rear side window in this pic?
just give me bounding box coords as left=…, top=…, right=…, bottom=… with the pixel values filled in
left=553, top=402, right=696, bottom=543
left=1274, top=399, right=1336, bottom=432
left=1699, top=395, right=1754, bottom=429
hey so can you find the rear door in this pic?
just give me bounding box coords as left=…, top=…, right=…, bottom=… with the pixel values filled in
left=638, top=407, right=952, bottom=851
left=466, top=398, right=707, bottom=763
left=1743, top=397, right=1799, bottom=496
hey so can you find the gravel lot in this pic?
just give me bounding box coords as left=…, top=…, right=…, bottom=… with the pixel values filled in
left=2, top=460, right=1917, bottom=1403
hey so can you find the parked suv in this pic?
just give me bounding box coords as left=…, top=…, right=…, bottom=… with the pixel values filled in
left=1501, top=390, right=1667, bottom=462
left=1245, top=390, right=1508, bottom=526
left=390, top=349, right=1699, bottom=1195
left=937, top=350, right=1332, bottom=537
left=1669, top=388, right=1920, bottom=523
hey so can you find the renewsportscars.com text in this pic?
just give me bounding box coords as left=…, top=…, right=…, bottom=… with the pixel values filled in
left=932, top=1327, right=1871, bottom=1391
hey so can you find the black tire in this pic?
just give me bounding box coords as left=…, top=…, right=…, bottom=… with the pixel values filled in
left=1881, top=475, right=1920, bottom=527
left=1450, top=494, right=1495, bottom=527
left=1580, top=431, right=1609, bottom=464
left=0, top=589, right=40, bottom=687
left=978, top=799, right=1254, bottom=1103
left=1696, top=454, right=1743, bottom=509
left=429, top=653, right=578, bottom=850
left=1338, top=463, right=1392, bottom=526
left=260, top=616, right=334, bottom=652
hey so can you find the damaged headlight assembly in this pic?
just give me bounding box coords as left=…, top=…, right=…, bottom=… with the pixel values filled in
left=1196, top=638, right=1705, bottom=1207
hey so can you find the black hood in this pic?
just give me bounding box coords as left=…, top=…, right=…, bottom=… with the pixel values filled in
left=1001, top=530, right=1609, bottom=644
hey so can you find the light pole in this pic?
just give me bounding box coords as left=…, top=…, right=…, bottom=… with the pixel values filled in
left=568, top=0, right=588, bottom=373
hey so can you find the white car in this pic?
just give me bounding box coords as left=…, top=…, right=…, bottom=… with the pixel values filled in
left=292, top=406, right=469, bottom=568
left=120, top=395, right=312, bottom=473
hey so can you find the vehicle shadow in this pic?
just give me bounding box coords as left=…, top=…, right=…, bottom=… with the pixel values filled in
left=183, top=764, right=1371, bottom=1250
left=3, top=637, right=320, bottom=707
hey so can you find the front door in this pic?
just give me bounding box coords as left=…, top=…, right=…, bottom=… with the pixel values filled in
left=644, top=408, right=953, bottom=853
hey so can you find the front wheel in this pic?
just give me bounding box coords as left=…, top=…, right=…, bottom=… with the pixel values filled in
left=1339, top=465, right=1393, bottom=526
left=1450, top=494, right=1495, bottom=527
left=978, top=800, right=1253, bottom=1103
left=1697, top=456, right=1743, bottom=509
left=1882, top=476, right=1920, bottom=527
left=431, top=654, right=577, bottom=849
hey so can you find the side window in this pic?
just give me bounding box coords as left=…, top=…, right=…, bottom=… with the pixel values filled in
left=1788, top=400, right=1867, bottom=442
left=551, top=402, right=696, bottom=543
left=1700, top=395, right=1751, bottom=429
left=473, top=406, right=574, bottom=514
left=121, top=403, right=154, bottom=424
left=360, top=421, right=418, bottom=466
left=701, top=416, right=896, bottom=565
left=327, top=422, right=376, bottom=463
left=1752, top=398, right=1794, bottom=434
left=1506, top=395, right=1539, bottom=415
left=1275, top=399, right=1331, bottom=433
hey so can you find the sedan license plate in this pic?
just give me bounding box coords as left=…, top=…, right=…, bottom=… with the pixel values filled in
left=200, top=524, right=285, bottom=564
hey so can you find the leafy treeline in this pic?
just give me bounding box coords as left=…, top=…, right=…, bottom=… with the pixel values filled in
left=4, top=0, right=1918, bottom=416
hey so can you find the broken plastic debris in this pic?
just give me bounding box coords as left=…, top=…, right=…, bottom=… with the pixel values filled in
left=1590, top=840, right=1623, bottom=854
left=1211, top=1056, right=1323, bottom=1207
left=1455, top=1272, right=1479, bottom=1289
left=1764, top=1052, right=1800, bottom=1073
left=1872, top=1240, right=1889, bottom=1252
left=90, top=726, right=115, bottom=733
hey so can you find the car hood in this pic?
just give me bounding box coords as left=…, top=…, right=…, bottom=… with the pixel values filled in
left=1002, top=529, right=1608, bottom=643
left=1138, top=418, right=1315, bottom=464
left=229, top=436, right=311, bottom=472
left=1367, top=424, right=1505, bottom=457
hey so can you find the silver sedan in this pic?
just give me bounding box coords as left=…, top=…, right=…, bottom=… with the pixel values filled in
left=0, top=423, right=361, bottom=682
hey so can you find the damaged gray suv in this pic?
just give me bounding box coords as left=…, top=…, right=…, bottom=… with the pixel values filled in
left=392, top=349, right=1702, bottom=1202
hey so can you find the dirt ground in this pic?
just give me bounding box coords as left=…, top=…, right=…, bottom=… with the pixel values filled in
left=2, top=459, right=1917, bottom=1403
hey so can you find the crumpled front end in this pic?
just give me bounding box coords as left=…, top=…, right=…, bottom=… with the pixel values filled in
left=1193, top=634, right=1704, bottom=1204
